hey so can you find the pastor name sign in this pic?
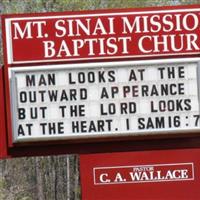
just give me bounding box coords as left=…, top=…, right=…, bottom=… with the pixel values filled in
left=94, top=163, right=194, bottom=185
left=80, top=149, right=200, bottom=200
left=2, top=5, right=200, bottom=65
left=7, top=59, right=200, bottom=144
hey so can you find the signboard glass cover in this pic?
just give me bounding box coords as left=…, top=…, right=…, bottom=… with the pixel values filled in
left=8, top=59, right=200, bottom=143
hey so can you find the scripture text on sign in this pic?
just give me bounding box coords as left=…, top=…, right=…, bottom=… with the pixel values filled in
left=3, top=5, right=200, bottom=65
left=8, top=59, right=200, bottom=143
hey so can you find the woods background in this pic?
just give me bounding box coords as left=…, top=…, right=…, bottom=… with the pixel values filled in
left=0, top=0, right=199, bottom=199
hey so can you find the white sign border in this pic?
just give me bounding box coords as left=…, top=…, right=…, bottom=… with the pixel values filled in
left=93, top=162, right=195, bottom=185
left=8, top=58, right=200, bottom=143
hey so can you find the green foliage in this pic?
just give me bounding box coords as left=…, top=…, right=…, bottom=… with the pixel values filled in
left=16, top=194, right=33, bottom=200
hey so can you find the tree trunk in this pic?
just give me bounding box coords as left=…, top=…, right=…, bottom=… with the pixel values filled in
left=35, top=157, right=45, bottom=200
left=66, top=155, right=71, bottom=200
left=74, top=156, right=80, bottom=200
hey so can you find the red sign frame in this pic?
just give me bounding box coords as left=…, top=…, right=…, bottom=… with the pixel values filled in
left=80, top=149, right=200, bottom=200
left=2, top=4, right=200, bottom=66
left=0, top=67, right=8, bottom=158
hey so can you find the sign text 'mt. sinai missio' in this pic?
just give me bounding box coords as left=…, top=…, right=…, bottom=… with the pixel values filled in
left=9, top=60, right=200, bottom=143
left=4, top=7, right=200, bottom=64
left=13, top=13, right=200, bottom=56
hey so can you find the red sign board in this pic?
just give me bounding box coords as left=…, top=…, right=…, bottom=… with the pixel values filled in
left=2, top=5, right=200, bottom=157
left=2, top=5, right=200, bottom=65
left=80, top=149, right=200, bottom=200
